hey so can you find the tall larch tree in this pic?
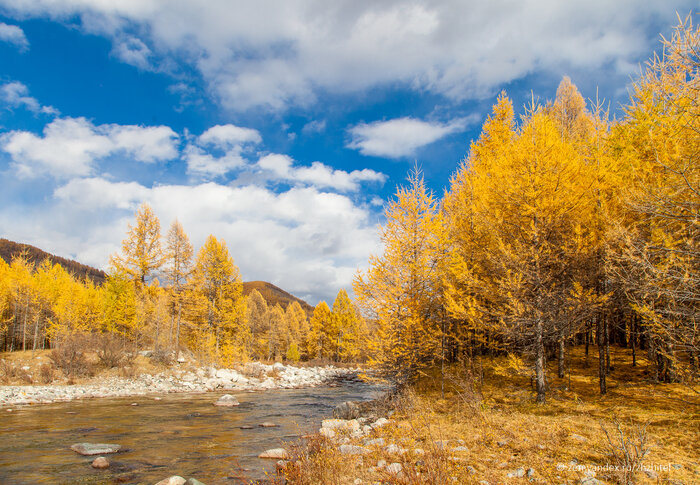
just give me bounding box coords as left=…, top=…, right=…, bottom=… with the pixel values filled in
left=110, top=203, right=164, bottom=285
left=354, top=170, right=444, bottom=382
left=307, top=301, right=332, bottom=360
left=190, top=235, right=247, bottom=362
left=165, top=219, right=193, bottom=356
left=246, top=289, right=269, bottom=359
left=608, top=16, right=700, bottom=380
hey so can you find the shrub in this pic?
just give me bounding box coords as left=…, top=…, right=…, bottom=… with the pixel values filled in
left=0, top=360, right=17, bottom=384
left=96, top=333, right=135, bottom=369
left=600, top=418, right=652, bottom=485
left=149, top=349, right=174, bottom=366
left=50, top=333, right=94, bottom=378
left=39, top=363, right=56, bottom=384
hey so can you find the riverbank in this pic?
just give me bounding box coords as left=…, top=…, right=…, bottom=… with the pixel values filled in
left=281, top=347, right=699, bottom=485
left=0, top=361, right=360, bottom=407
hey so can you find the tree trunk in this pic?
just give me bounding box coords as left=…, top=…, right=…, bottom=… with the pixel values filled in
left=605, top=318, right=611, bottom=373
left=22, top=295, right=29, bottom=352
left=32, top=313, right=40, bottom=351
left=557, top=336, right=565, bottom=378
left=175, top=301, right=182, bottom=359
left=597, top=315, right=607, bottom=395
left=535, top=318, right=546, bottom=404
left=631, top=314, right=637, bottom=367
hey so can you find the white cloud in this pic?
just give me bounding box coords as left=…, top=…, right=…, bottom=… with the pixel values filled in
left=112, top=36, right=152, bottom=70
left=184, top=123, right=262, bottom=177
left=0, top=117, right=178, bottom=178
left=199, top=124, right=262, bottom=148
left=33, top=176, right=380, bottom=304
left=257, top=153, right=386, bottom=191
left=0, top=22, right=28, bottom=51
left=301, top=119, right=326, bottom=135
left=0, top=0, right=689, bottom=110
left=0, top=81, right=58, bottom=115
left=347, top=116, right=470, bottom=158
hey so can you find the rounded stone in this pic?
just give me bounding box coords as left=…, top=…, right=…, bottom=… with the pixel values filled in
left=91, top=457, right=110, bottom=469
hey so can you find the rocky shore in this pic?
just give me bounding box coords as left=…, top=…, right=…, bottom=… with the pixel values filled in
left=0, top=362, right=359, bottom=407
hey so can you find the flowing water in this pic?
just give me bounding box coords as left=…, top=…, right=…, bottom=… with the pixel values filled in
left=0, top=380, right=382, bottom=485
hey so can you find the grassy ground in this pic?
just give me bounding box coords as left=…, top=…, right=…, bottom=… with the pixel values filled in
left=282, top=346, right=699, bottom=485
left=0, top=348, right=175, bottom=385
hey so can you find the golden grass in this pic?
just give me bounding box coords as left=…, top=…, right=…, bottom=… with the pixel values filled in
left=283, top=346, right=699, bottom=484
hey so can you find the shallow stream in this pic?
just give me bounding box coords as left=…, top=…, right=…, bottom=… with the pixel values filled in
left=0, top=380, right=381, bottom=484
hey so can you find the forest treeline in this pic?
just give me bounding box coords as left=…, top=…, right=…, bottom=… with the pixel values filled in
left=0, top=207, right=369, bottom=366
left=354, top=19, right=698, bottom=402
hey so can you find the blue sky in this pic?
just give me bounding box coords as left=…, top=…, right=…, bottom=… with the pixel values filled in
left=0, top=1, right=694, bottom=305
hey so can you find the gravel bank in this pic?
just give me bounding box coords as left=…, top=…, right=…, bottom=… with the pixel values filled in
left=0, top=362, right=358, bottom=407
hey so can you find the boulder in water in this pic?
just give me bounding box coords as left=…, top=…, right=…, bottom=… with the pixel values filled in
left=214, top=394, right=239, bottom=407
left=91, top=457, right=110, bottom=469
left=70, top=443, right=121, bottom=456
left=259, top=448, right=290, bottom=459
left=259, top=421, right=278, bottom=427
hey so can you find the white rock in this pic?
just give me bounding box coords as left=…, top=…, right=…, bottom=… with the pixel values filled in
left=259, top=448, right=289, bottom=459
left=370, top=417, right=390, bottom=429
left=214, top=394, right=239, bottom=406
left=339, top=444, right=369, bottom=455
left=386, top=463, right=402, bottom=475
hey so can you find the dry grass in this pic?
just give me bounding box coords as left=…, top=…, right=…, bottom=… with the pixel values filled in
left=284, top=346, right=699, bottom=485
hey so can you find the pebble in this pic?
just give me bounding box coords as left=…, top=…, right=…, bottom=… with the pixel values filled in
left=506, top=467, right=525, bottom=478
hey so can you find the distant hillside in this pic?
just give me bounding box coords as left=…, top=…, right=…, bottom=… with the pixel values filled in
left=242, top=280, right=314, bottom=314
left=0, top=238, right=107, bottom=284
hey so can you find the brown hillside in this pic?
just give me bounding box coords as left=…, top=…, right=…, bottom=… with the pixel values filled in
left=0, top=238, right=107, bottom=284
left=242, top=280, right=314, bottom=314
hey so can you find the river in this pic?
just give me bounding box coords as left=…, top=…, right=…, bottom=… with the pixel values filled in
left=0, top=380, right=382, bottom=485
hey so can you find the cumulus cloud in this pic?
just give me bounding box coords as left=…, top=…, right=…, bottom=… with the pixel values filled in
left=0, top=81, right=58, bottom=115
left=257, top=153, right=386, bottom=191
left=0, top=0, right=689, bottom=110
left=0, top=117, right=179, bottom=178
left=347, top=116, right=470, bottom=158
left=184, top=124, right=262, bottom=177
left=0, top=22, right=29, bottom=51
left=41, top=176, right=380, bottom=304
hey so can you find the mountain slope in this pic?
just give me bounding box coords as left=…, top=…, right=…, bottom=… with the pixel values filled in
left=0, top=238, right=107, bottom=284
left=1, top=239, right=313, bottom=314
left=242, top=280, right=314, bottom=314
